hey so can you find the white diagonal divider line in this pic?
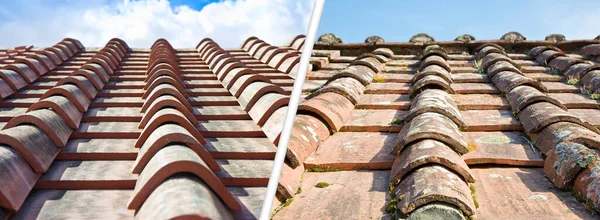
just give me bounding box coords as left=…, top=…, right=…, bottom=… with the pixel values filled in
left=258, top=0, right=325, bottom=219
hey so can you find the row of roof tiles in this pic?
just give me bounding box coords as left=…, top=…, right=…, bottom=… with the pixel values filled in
left=0, top=34, right=306, bottom=219
left=318, top=32, right=589, bottom=44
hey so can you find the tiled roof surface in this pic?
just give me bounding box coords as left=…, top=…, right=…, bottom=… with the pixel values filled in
left=0, top=34, right=306, bottom=219
left=274, top=32, right=600, bottom=219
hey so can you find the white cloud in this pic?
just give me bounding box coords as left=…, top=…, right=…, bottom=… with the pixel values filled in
left=0, top=0, right=314, bottom=48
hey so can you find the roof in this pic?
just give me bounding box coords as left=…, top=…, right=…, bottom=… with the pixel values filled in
left=273, top=32, right=600, bottom=219
left=0, top=34, right=306, bottom=219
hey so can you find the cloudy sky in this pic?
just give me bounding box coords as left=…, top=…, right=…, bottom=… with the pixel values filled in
left=0, top=0, right=314, bottom=48
left=318, top=0, right=600, bottom=43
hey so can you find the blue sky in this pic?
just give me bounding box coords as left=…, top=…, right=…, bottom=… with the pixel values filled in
left=0, top=0, right=313, bottom=48
left=318, top=0, right=600, bottom=43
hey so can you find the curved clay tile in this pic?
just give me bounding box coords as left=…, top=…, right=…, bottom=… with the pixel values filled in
left=147, top=58, right=179, bottom=75
left=38, top=50, right=62, bottom=65
left=249, top=41, right=269, bottom=57
left=419, top=55, right=451, bottom=73
left=317, top=33, right=343, bottom=45
left=581, top=70, right=600, bottom=94
left=196, top=38, right=216, bottom=51
left=106, top=44, right=125, bottom=58
left=390, top=139, right=475, bottom=183
left=257, top=45, right=278, bottom=61
left=13, top=58, right=48, bottom=75
left=0, top=80, right=13, bottom=98
left=207, top=51, right=232, bottom=68
left=500, top=31, right=526, bottom=42
left=480, top=52, right=520, bottom=71
left=394, top=165, right=476, bottom=216
left=46, top=47, right=68, bottom=61
left=372, top=48, right=394, bottom=58
left=57, top=41, right=78, bottom=55
left=40, top=84, right=91, bottom=112
left=57, top=76, right=98, bottom=99
left=414, top=65, right=452, bottom=84
left=0, top=125, right=59, bottom=173
left=248, top=93, right=290, bottom=126
left=517, top=102, right=600, bottom=134
left=286, top=114, right=330, bottom=168
left=410, top=75, right=455, bottom=97
left=27, top=96, right=82, bottom=129
left=140, top=97, right=199, bottom=127
left=145, top=68, right=184, bottom=86
left=277, top=56, right=301, bottom=74
left=544, top=142, right=597, bottom=189
left=486, top=61, right=523, bottom=79
left=107, top=38, right=130, bottom=52
left=0, top=146, right=38, bottom=212
left=536, top=50, right=566, bottom=66
left=455, top=34, right=476, bottom=43
left=135, top=174, right=234, bottom=219
left=307, top=77, right=364, bottom=105
left=564, top=63, right=599, bottom=80
left=572, top=163, right=600, bottom=211
left=82, top=63, right=110, bottom=82
left=506, top=85, right=566, bottom=115
left=228, top=74, right=272, bottom=97
left=62, top=37, right=84, bottom=50
left=237, top=81, right=286, bottom=111
left=93, top=53, right=117, bottom=70
left=143, top=76, right=187, bottom=97
left=25, top=54, right=55, bottom=70
left=350, top=56, right=383, bottom=73
left=69, top=69, right=104, bottom=90
left=214, top=58, right=244, bottom=78
left=545, top=34, right=566, bottom=43
left=548, top=56, right=586, bottom=72
left=528, top=45, right=561, bottom=58
left=409, top=33, right=435, bottom=44
left=127, top=145, right=240, bottom=211
left=3, top=63, right=38, bottom=83
left=491, top=71, right=548, bottom=93
left=327, top=65, right=375, bottom=86
left=261, top=106, right=288, bottom=144
left=132, top=124, right=219, bottom=174
left=365, top=35, right=385, bottom=43
left=357, top=53, right=387, bottom=63
left=268, top=52, right=298, bottom=70
left=0, top=69, right=27, bottom=90
left=262, top=48, right=291, bottom=64
left=4, top=109, right=72, bottom=147
left=475, top=45, right=506, bottom=61
left=135, top=109, right=206, bottom=148
left=297, top=92, right=354, bottom=133
left=241, top=37, right=260, bottom=50
left=142, top=87, right=192, bottom=113
left=103, top=47, right=122, bottom=63
left=391, top=112, right=470, bottom=155
left=535, top=122, right=600, bottom=155
left=420, top=49, right=449, bottom=61
left=403, top=89, right=466, bottom=129
left=54, top=44, right=73, bottom=57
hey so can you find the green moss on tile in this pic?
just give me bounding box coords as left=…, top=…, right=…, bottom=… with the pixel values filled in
left=306, top=166, right=342, bottom=172
left=315, top=182, right=330, bottom=188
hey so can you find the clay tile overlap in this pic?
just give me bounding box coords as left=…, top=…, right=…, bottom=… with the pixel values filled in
left=581, top=70, right=600, bottom=94
left=544, top=142, right=598, bottom=189
left=40, top=84, right=91, bottom=112
left=491, top=70, right=548, bottom=93
left=139, top=97, right=199, bottom=127
left=70, top=69, right=104, bottom=90
left=248, top=93, right=290, bottom=126
left=392, top=112, right=470, bottom=155
left=564, top=63, right=596, bottom=80
left=536, top=50, right=566, bottom=66
left=308, top=77, right=364, bottom=105
left=297, top=92, right=354, bottom=133
left=391, top=139, right=475, bottom=183
left=237, top=81, right=286, bottom=111
left=580, top=44, right=600, bottom=56
left=548, top=56, right=586, bottom=72
left=486, top=60, right=523, bottom=78
left=127, top=145, right=240, bottom=211
left=27, top=96, right=82, bottom=129
left=286, top=114, right=330, bottom=168
left=3, top=63, right=38, bottom=83
left=534, top=122, right=600, bottom=154
left=410, top=75, right=455, bottom=96
left=57, top=75, right=99, bottom=99
left=141, top=86, right=193, bottom=113
left=132, top=124, right=219, bottom=174
left=420, top=55, right=451, bottom=73
left=4, top=109, right=72, bottom=147
left=372, top=48, right=394, bottom=58
left=0, top=125, right=59, bottom=173
left=404, top=89, right=467, bottom=128
left=506, top=85, right=566, bottom=114
left=229, top=74, right=272, bottom=97
left=517, top=102, right=599, bottom=134
left=0, top=69, right=27, bottom=90
left=573, top=163, right=600, bottom=210
left=261, top=106, right=288, bottom=144
left=326, top=65, right=375, bottom=86
left=415, top=64, right=452, bottom=84
left=394, top=165, right=476, bottom=216
left=135, top=174, right=233, bottom=220
left=0, top=145, right=38, bottom=212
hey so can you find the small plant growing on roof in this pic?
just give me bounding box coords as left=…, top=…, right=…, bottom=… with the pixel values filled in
left=473, top=59, right=484, bottom=74
left=566, top=77, right=580, bottom=85
left=469, top=184, right=480, bottom=208
left=424, top=44, right=442, bottom=52
left=386, top=181, right=404, bottom=219
left=391, top=118, right=404, bottom=125
left=547, top=67, right=562, bottom=75
left=373, top=74, right=387, bottom=83
left=306, top=166, right=342, bottom=172
left=315, top=182, right=330, bottom=188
